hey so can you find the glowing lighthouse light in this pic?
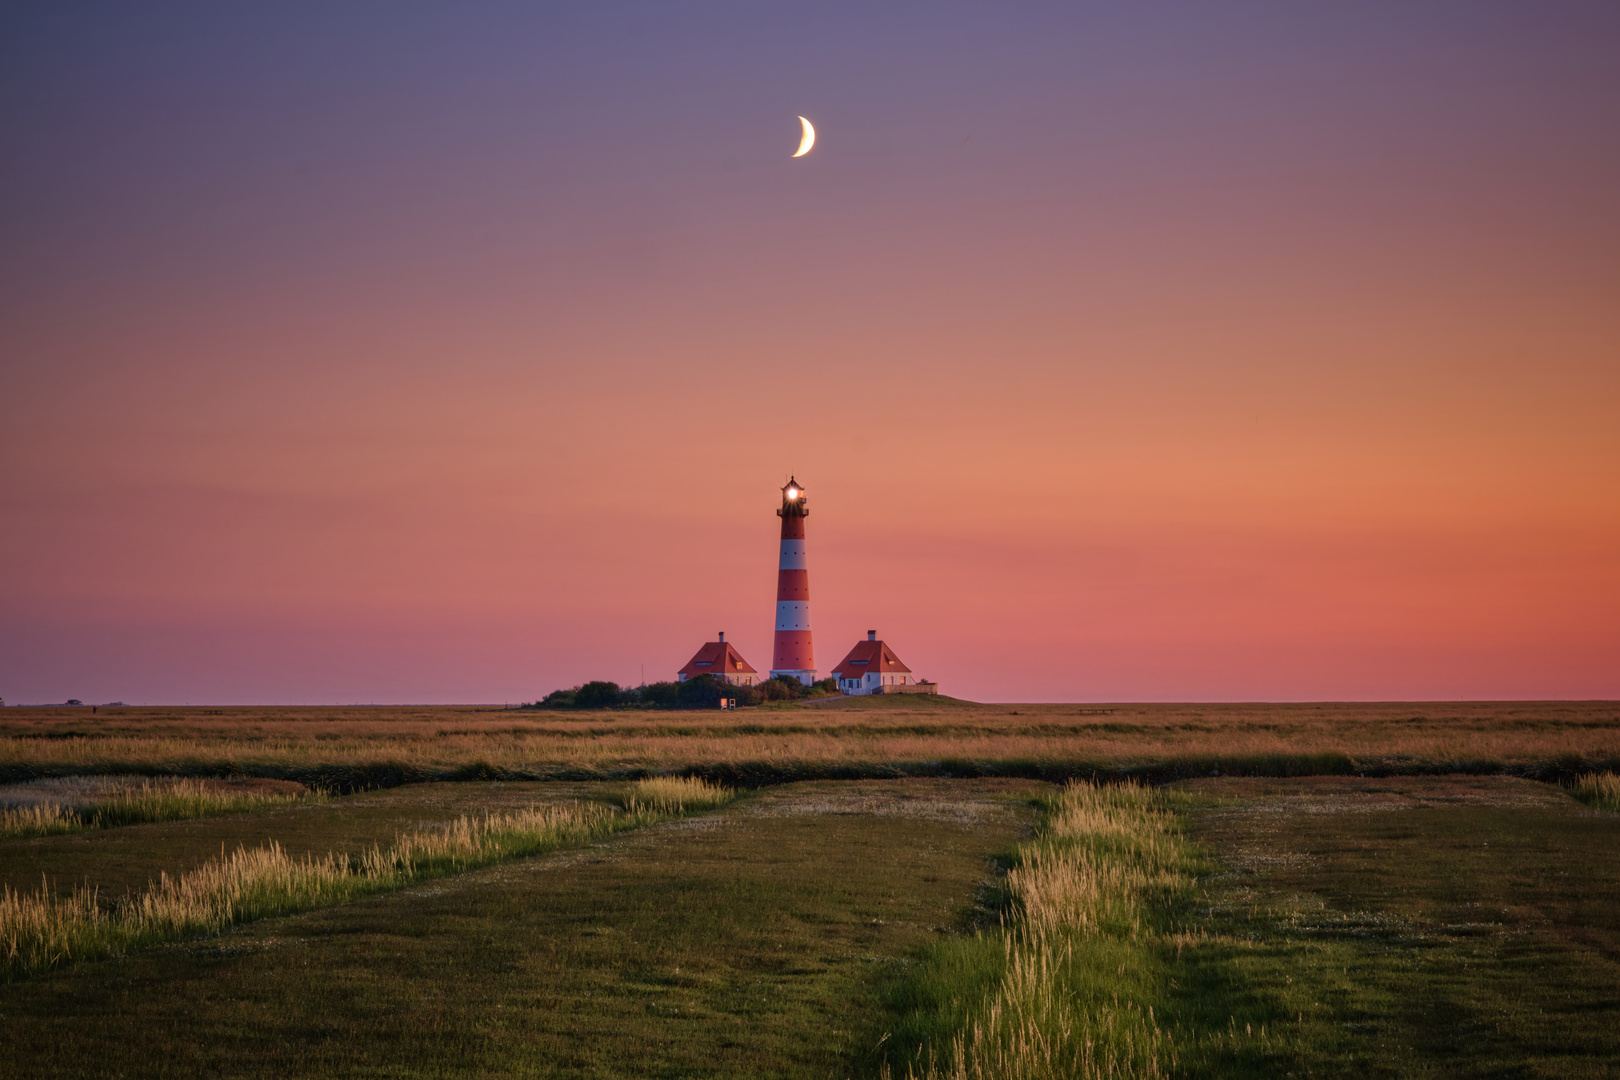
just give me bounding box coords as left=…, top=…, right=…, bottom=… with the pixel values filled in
left=769, top=476, right=817, bottom=686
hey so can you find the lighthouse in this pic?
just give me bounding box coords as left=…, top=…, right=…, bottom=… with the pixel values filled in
left=769, top=477, right=817, bottom=685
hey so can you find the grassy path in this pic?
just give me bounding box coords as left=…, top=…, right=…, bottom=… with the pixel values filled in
left=877, top=774, right=1620, bottom=1079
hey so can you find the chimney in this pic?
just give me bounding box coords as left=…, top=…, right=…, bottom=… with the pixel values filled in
left=718, top=631, right=725, bottom=643
left=868, top=630, right=876, bottom=641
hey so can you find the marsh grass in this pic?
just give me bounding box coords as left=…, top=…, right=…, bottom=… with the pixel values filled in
left=1571, top=770, right=1620, bottom=811
left=1, top=780, right=733, bottom=980
left=0, top=803, right=80, bottom=838
left=3, top=702, right=1614, bottom=792
left=621, top=774, right=737, bottom=814
left=1166, top=776, right=1620, bottom=1076
left=0, top=778, right=313, bottom=839
left=886, top=781, right=1194, bottom=1080
left=0, top=779, right=1038, bottom=1079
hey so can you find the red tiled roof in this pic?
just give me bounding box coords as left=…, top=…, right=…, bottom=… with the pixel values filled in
left=830, top=639, right=912, bottom=677
left=678, top=641, right=758, bottom=677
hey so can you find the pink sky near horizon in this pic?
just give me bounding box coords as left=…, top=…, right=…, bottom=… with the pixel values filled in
left=2, top=3, right=1618, bottom=703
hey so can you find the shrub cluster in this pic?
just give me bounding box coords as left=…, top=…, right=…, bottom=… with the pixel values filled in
left=525, top=673, right=840, bottom=711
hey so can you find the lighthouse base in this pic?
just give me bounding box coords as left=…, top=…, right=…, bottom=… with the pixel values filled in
left=769, top=669, right=818, bottom=686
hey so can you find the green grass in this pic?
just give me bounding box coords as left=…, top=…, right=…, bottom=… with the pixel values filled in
left=877, top=774, right=1620, bottom=1079
left=879, top=781, right=1196, bottom=1078
left=1, top=774, right=1616, bottom=1077
left=1166, top=776, right=1620, bottom=1077
left=1, top=778, right=733, bottom=981
left=0, top=780, right=620, bottom=901
left=0, top=778, right=1042, bottom=1079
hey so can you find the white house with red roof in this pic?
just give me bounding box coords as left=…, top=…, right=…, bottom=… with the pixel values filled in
left=677, top=632, right=760, bottom=686
left=831, top=631, right=930, bottom=695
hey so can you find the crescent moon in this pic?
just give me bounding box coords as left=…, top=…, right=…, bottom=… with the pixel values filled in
left=792, top=116, right=816, bottom=158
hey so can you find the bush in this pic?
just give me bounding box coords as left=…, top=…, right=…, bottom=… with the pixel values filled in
left=755, top=677, right=796, bottom=702
left=525, top=672, right=841, bottom=710
left=676, top=674, right=740, bottom=709
left=573, top=681, right=622, bottom=709
left=757, top=675, right=840, bottom=702
left=636, top=681, right=680, bottom=709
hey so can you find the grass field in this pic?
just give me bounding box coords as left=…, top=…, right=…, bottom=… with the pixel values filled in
left=1, top=705, right=1616, bottom=1077
left=1171, top=775, right=1620, bottom=1077
left=2, top=777, right=731, bottom=981
left=0, top=779, right=1044, bottom=1078
left=0, top=775, right=314, bottom=837
left=2, top=700, right=1616, bottom=789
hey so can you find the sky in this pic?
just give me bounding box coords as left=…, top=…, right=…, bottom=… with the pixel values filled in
left=3, top=1, right=1618, bottom=704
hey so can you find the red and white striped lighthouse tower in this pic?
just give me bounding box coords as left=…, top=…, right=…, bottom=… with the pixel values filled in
left=769, top=477, right=817, bottom=685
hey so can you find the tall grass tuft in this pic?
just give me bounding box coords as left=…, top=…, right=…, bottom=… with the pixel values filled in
left=0, top=778, right=312, bottom=839
left=890, top=781, right=1190, bottom=1080
left=1572, top=771, right=1620, bottom=812
left=0, top=804, right=82, bottom=838
left=2, top=790, right=729, bottom=980
left=621, top=775, right=735, bottom=815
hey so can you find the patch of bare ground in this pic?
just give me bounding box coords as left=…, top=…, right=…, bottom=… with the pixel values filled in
left=740, top=777, right=1034, bottom=826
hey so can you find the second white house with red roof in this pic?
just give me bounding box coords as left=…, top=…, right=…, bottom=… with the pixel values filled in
left=831, top=631, right=934, bottom=695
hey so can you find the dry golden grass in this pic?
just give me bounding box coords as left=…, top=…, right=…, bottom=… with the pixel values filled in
left=1572, top=770, right=1620, bottom=811
left=621, top=775, right=737, bottom=814
left=0, top=803, right=79, bottom=838
left=1, top=780, right=732, bottom=980
left=1, top=702, right=1614, bottom=789
left=0, top=777, right=313, bottom=838
left=899, top=782, right=1189, bottom=1080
